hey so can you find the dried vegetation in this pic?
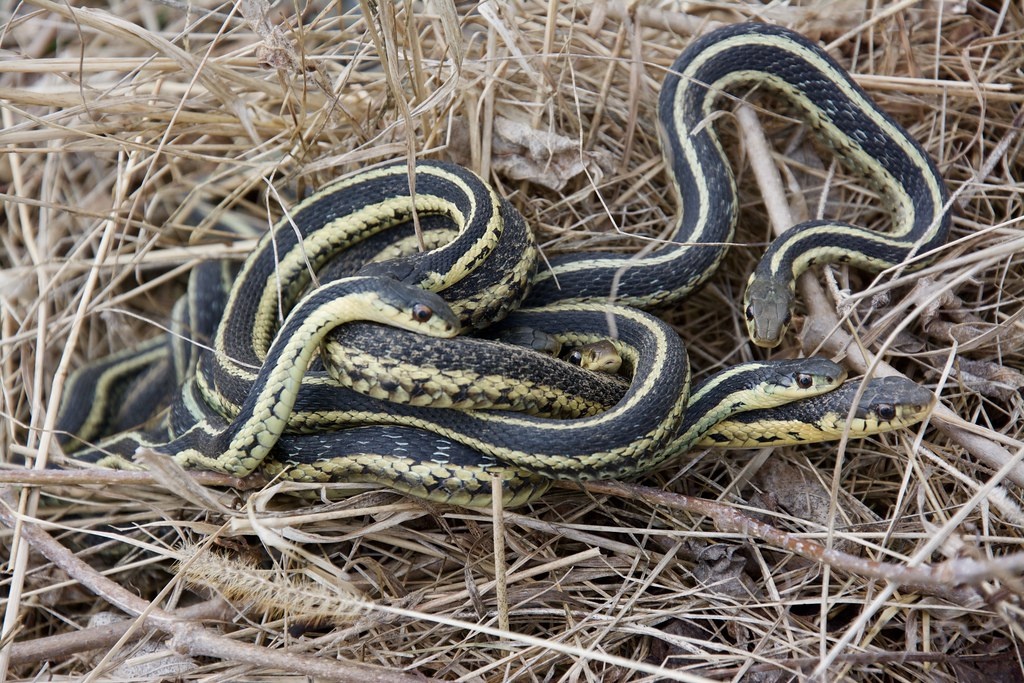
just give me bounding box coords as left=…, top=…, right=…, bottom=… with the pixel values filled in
left=2, top=0, right=1024, bottom=681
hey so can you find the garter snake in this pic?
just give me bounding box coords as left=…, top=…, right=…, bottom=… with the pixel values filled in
left=56, top=22, right=943, bottom=504
left=697, top=377, right=936, bottom=448
left=264, top=373, right=933, bottom=507
left=711, top=24, right=951, bottom=347
left=147, top=299, right=692, bottom=480
left=521, top=22, right=950, bottom=350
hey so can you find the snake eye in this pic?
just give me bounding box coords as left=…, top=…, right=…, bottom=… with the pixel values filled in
left=567, top=350, right=583, bottom=365
left=877, top=403, right=896, bottom=421
left=782, top=311, right=793, bottom=326
left=411, top=303, right=434, bottom=322
left=795, top=373, right=813, bottom=389
left=744, top=305, right=755, bottom=322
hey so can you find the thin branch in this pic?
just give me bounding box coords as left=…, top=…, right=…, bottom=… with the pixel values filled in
left=0, top=491, right=438, bottom=683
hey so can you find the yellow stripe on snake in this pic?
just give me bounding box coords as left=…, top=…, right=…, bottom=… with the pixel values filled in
left=56, top=23, right=946, bottom=507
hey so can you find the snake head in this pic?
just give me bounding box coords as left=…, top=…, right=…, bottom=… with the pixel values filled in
left=368, top=278, right=460, bottom=338
left=766, top=357, right=847, bottom=398
left=743, top=276, right=795, bottom=348
left=359, top=256, right=451, bottom=294
left=852, top=377, right=937, bottom=428
left=358, top=258, right=420, bottom=283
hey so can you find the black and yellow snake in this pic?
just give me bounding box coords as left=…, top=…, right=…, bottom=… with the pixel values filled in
left=55, top=23, right=946, bottom=506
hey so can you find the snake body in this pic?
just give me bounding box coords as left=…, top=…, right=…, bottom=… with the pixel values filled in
left=700, top=24, right=951, bottom=347
left=55, top=23, right=945, bottom=506
left=264, top=357, right=849, bottom=505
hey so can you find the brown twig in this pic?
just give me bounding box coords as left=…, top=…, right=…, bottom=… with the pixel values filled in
left=4, top=599, right=230, bottom=667
left=568, top=479, right=1000, bottom=604
left=0, top=490, right=438, bottom=682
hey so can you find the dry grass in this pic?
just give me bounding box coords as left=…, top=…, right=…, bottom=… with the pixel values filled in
left=3, top=0, right=1024, bottom=681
